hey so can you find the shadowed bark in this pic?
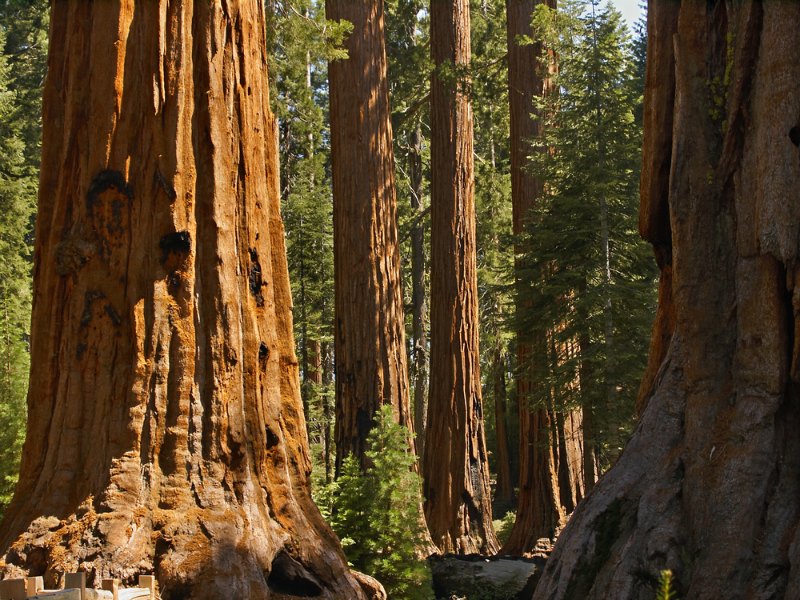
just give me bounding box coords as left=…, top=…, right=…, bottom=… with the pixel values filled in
left=424, top=0, right=498, bottom=556
left=534, top=3, right=800, bottom=598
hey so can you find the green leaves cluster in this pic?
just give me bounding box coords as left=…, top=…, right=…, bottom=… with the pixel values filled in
left=328, top=406, right=433, bottom=600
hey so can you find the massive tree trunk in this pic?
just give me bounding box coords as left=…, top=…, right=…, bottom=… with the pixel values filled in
left=326, top=0, right=416, bottom=471
left=424, top=0, right=498, bottom=556
left=533, top=3, right=800, bottom=598
left=503, top=0, right=584, bottom=554
left=0, top=3, right=381, bottom=599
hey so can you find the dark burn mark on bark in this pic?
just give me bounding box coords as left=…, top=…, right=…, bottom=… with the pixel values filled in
left=159, top=231, right=191, bottom=265
left=249, top=248, right=265, bottom=306
left=355, top=408, right=372, bottom=455
left=86, top=170, right=132, bottom=260
left=266, top=550, right=323, bottom=597
left=790, top=127, right=800, bottom=148
left=87, top=170, right=133, bottom=209
left=104, top=303, right=122, bottom=326
left=81, top=290, right=106, bottom=326
left=259, top=342, right=269, bottom=361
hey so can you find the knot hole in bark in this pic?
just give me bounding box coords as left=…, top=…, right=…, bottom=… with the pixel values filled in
left=159, top=231, right=192, bottom=294
left=266, top=550, right=323, bottom=597
left=159, top=231, right=191, bottom=268
left=248, top=248, right=265, bottom=306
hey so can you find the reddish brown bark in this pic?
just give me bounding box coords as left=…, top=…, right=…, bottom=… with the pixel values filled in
left=503, top=0, right=585, bottom=553
left=326, top=0, right=416, bottom=472
left=0, top=3, right=381, bottom=598
left=424, top=0, right=498, bottom=555
left=534, top=3, right=800, bottom=598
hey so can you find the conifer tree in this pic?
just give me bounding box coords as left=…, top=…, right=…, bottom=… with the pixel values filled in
left=0, top=2, right=47, bottom=517
left=518, top=0, right=655, bottom=472
left=0, top=25, right=35, bottom=516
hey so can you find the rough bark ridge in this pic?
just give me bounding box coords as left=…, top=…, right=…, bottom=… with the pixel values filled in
left=534, top=2, right=800, bottom=598
left=0, top=3, right=378, bottom=599
left=326, top=0, right=416, bottom=472
left=424, top=0, right=498, bottom=556
left=503, top=0, right=585, bottom=555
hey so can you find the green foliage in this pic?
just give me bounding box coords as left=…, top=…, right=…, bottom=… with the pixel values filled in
left=267, top=0, right=337, bottom=473
left=0, top=2, right=46, bottom=513
left=657, top=569, right=677, bottom=600
left=470, top=0, right=517, bottom=498
left=492, top=510, right=517, bottom=547
left=517, top=0, right=656, bottom=466
left=329, top=406, right=433, bottom=600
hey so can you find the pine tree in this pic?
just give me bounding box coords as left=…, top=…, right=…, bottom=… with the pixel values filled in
left=331, top=406, right=433, bottom=600
left=518, top=0, right=656, bottom=471
left=0, top=24, right=34, bottom=516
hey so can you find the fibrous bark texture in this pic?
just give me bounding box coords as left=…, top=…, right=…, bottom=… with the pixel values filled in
left=0, top=3, right=379, bottom=599
left=503, top=0, right=585, bottom=554
left=533, top=3, right=800, bottom=599
left=326, top=0, right=416, bottom=471
left=424, top=0, right=498, bottom=556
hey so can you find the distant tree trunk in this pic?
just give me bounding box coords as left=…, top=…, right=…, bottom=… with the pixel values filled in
left=0, top=3, right=380, bottom=599
left=409, top=122, right=429, bottom=468
left=322, top=341, right=334, bottom=484
left=533, top=3, right=800, bottom=598
left=492, top=344, right=514, bottom=507
left=424, top=0, right=498, bottom=556
left=326, top=0, right=416, bottom=470
left=504, top=0, right=585, bottom=553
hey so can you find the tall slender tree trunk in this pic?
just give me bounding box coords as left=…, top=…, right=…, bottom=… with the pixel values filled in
left=493, top=343, right=514, bottom=507
left=424, top=0, right=498, bottom=556
left=409, top=122, right=429, bottom=468
left=504, top=0, right=585, bottom=553
left=0, top=3, right=381, bottom=598
left=534, top=3, right=800, bottom=598
left=322, top=341, right=334, bottom=484
left=326, top=0, right=415, bottom=470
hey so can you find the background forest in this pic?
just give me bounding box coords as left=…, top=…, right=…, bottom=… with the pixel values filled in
left=0, top=0, right=653, bottom=597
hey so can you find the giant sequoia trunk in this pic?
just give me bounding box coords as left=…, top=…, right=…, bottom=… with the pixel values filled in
left=424, top=0, right=498, bottom=556
left=0, top=3, right=380, bottom=599
left=326, top=0, right=416, bottom=471
left=533, top=3, right=800, bottom=598
left=503, top=0, right=585, bottom=554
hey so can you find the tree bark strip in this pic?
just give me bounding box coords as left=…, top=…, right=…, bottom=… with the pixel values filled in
left=326, top=0, right=416, bottom=471
left=534, top=3, right=800, bottom=598
left=424, top=0, right=498, bottom=555
left=0, top=2, right=379, bottom=598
